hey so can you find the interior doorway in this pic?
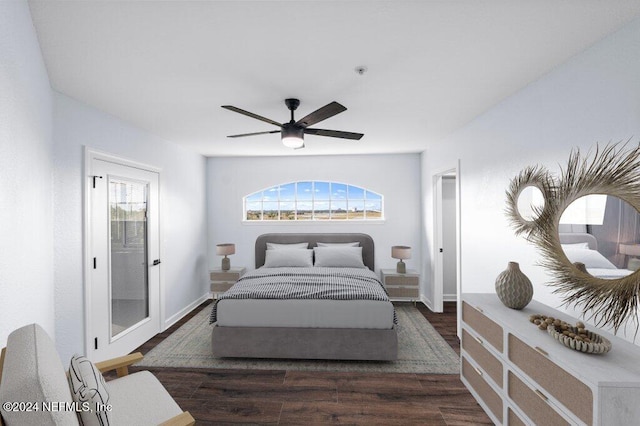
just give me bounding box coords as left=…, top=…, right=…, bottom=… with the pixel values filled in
left=433, top=166, right=460, bottom=314
left=85, top=149, right=161, bottom=361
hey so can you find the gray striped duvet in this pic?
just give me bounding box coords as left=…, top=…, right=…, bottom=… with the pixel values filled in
left=209, top=267, right=396, bottom=325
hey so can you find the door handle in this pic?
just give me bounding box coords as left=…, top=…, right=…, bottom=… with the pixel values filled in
left=152, top=259, right=161, bottom=266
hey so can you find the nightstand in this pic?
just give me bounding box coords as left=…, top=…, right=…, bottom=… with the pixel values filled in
left=380, top=269, right=419, bottom=301
left=210, top=267, right=245, bottom=298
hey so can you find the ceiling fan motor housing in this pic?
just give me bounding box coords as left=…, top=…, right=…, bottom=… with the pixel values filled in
left=281, top=122, right=304, bottom=141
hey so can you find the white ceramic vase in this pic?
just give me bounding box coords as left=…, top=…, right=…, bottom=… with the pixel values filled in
left=495, top=261, right=533, bottom=310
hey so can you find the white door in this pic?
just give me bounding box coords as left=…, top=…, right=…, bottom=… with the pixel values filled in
left=87, top=156, right=161, bottom=361
left=433, top=169, right=460, bottom=314
left=434, top=174, right=445, bottom=313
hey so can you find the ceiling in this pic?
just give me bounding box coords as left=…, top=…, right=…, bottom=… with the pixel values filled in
left=28, top=1, right=640, bottom=157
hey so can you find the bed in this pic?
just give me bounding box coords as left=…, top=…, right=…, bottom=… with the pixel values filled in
left=560, top=233, right=634, bottom=279
left=210, top=233, right=398, bottom=361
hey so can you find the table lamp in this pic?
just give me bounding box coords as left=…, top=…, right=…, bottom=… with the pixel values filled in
left=216, top=243, right=235, bottom=271
left=391, top=245, right=411, bottom=274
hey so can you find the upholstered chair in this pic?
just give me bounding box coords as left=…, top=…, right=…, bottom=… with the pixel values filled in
left=0, top=323, right=194, bottom=426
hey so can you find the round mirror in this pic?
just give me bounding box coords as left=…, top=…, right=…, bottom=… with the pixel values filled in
left=516, top=185, right=545, bottom=222
left=560, top=195, right=640, bottom=279
left=506, top=143, right=640, bottom=334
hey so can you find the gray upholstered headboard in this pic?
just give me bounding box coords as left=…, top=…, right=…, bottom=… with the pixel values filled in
left=559, top=233, right=598, bottom=250
left=255, top=233, right=375, bottom=270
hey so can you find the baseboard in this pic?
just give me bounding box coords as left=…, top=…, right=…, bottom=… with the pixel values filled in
left=163, top=293, right=210, bottom=331
left=443, top=293, right=457, bottom=302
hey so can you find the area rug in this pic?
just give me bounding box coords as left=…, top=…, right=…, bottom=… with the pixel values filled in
left=136, top=304, right=459, bottom=374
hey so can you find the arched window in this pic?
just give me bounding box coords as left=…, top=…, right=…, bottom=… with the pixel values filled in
left=244, top=181, right=383, bottom=221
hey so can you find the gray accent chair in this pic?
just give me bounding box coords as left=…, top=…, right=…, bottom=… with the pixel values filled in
left=0, top=323, right=194, bottom=426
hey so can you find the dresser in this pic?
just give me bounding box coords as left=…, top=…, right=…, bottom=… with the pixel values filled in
left=380, top=269, right=419, bottom=301
left=461, top=293, right=640, bottom=425
left=210, top=267, right=245, bottom=298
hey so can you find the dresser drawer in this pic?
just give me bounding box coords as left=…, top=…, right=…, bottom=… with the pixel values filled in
left=386, top=286, right=419, bottom=298
left=384, top=275, right=419, bottom=286
left=508, top=334, right=592, bottom=425
left=210, top=282, right=234, bottom=292
left=508, top=371, right=569, bottom=426
left=462, top=356, right=503, bottom=423
left=210, top=271, right=242, bottom=281
left=461, top=328, right=502, bottom=388
left=462, top=301, right=503, bottom=352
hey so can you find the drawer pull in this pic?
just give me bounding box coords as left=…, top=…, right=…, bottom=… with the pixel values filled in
left=473, top=366, right=483, bottom=377
left=534, top=389, right=548, bottom=402
left=473, top=334, right=484, bottom=345
left=534, top=346, right=549, bottom=357
left=475, top=305, right=484, bottom=313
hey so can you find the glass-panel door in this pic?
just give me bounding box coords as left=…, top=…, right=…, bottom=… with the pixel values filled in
left=88, top=155, right=160, bottom=362
left=109, top=178, right=149, bottom=338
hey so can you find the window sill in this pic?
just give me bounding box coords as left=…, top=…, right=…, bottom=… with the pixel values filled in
left=241, top=219, right=386, bottom=226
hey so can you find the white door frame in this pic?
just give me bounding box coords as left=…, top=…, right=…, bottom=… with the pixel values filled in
left=432, top=162, right=462, bottom=323
left=83, top=147, right=164, bottom=359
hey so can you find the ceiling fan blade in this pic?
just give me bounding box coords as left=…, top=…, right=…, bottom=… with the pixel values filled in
left=227, top=130, right=281, bottom=138
left=221, top=105, right=283, bottom=128
left=295, top=101, right=347, bottom=128
left=304, top=128, right=364, bottom=140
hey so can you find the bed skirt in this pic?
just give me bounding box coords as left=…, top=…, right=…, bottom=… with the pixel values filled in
left=211, top=325, right=398, bottom=361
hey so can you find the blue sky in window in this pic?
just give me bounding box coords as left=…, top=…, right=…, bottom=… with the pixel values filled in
left=314, top=181, right=330, bottom=199
left=297, top=181, right=313, bottom=200
left=331, top=183, right=347, bottom=199
left=365, top=190, right=382, bottom=201
left=348, top=185, right=365, bottom=199
left=246, top=191, right=262, bottom=202
left=279, top=183, right=295, bottom=201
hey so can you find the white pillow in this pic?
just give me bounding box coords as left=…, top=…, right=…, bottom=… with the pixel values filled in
left=263, top=249, right=313, bottom=267
left=68, top=354, right=111, bottom=426
left=313, top=246, right=366, bottom=268
left=561, top=242, right=590, bottom=250
left=316, top=242, right=360, bottom=247
left=564, top=248, right=616, bottom=269
left=266, top=242, right=309, bottom=250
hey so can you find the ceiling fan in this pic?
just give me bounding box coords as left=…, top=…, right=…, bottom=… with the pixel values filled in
left=221, top=98, right=364, bottom=149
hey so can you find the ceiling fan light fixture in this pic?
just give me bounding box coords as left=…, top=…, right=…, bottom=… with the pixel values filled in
left=222, top=99, right=363, bottom=148
left=281, top=124, right=304, bottom=149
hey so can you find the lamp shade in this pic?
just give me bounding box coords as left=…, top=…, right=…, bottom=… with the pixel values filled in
left=391, top=246, right=411, bottom=260
left=216, top=243, right=235, bottom=256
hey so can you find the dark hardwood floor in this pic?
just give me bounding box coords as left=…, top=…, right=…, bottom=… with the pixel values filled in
left=119, top=301, right=491, bottom=425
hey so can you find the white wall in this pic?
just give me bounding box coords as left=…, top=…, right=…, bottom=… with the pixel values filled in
left=207, top=154, right=421, bottom=275
left=53, top=93, right=208, bottom=361
left=0, top=1, right=55, bottom=345
left=422, top=17, right=640, bottom=342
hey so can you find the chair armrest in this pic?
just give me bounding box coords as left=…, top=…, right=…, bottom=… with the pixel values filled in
left=158, top=411, right=195, bottom=426
left=95, top=352, right=144, bottom=377
left=0, top=347, right=6, bottom=385
left=1, top=347, right=6, bottom=426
